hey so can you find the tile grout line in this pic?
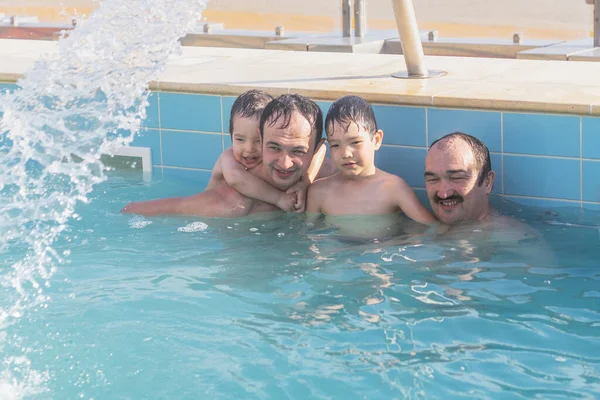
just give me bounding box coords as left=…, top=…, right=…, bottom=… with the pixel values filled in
left=381, top=144, right=427, bottom=150
left=503, top=194, right=582, bottom=203
left=156, top=128, right=225, bottom=135
left=580, top=116, right=583, bottom=208
left=425, top=107, right=429, bottom=148
left=500, top=112, right=504, bottom=196
left=162, top=165, right=213, bottom=172
left=220, top=95, right=225, bottom=153
left=157, top=92, right=163, bottom=172
left=503, top=152, right=581, bottom=161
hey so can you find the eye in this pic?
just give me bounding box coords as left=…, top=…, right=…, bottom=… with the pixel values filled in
left=451, top=177, right=466, bottom=182
left=426, top=178, right=439, bottom=183
left=294, top=150, right=307, bottom=156
left=235, top=138, right=245, bottom=142
left=352, top=140, right=362, bottom=145
left=329, top=144, right=339, bottom=148
left=268, top=145, right=279, bottom=151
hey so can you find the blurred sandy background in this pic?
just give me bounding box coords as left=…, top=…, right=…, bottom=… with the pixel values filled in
left=0, top=0, right=594, bottom=40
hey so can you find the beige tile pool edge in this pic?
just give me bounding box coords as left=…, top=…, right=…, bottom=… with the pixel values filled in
left=1, top=39, right=599, bottom=116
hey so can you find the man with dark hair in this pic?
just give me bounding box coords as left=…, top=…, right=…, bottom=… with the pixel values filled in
left=122, top=93, right=334, bottom=217
left=425, top=132, right=496, bottom=224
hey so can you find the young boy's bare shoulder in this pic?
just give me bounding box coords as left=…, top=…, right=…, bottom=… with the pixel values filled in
left=309, top=173, right=340, bottom=193
left=375, top=169, right=414, bottom=194
left=379, top=169, right=407, bottom=184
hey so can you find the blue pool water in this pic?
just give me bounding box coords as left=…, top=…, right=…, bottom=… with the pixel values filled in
left=3, top=171, right=600, bottom=399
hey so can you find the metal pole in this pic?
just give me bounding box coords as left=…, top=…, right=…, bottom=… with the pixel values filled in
left=354, top=0, right=367, bottom=38
left=595, top=0, right=600, bottom=47
left=586, top=0, right=599, bottom=47
left=391, top=0, right=427, bottom=77
left=342, top=0, right=352, bottom=37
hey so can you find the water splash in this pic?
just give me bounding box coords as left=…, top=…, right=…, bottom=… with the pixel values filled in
left=0, top=0, right=207, bottom=395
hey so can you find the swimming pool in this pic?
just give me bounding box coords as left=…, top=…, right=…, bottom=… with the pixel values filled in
left=4, top=171, right=598, bottom=399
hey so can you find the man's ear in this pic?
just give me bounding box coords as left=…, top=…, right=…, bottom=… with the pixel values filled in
left=484, top=170, right=496, bottom=194
left=373, top=130, right=384, bottom=150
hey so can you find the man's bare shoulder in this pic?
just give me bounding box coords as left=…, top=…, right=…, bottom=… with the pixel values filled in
left=490, top=214, right=539, bottom=239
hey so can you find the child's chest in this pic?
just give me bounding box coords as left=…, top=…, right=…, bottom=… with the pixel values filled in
left=321, top=181, right=397, bottom=215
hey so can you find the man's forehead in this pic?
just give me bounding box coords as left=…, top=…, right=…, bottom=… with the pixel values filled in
left=426, top=139, right=476, bottom=170
left=264, top=112, right=313, bottom=144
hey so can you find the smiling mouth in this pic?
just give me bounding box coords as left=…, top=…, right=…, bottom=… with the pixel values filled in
left=274, top=168, right=295, bottom=178
left=438, top=199, right=461, bottom=209
left=242, top=156, right=259, bottom=165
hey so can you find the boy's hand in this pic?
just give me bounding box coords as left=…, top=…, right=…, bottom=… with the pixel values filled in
left=276, top=192, right=298, bottom=213
left=286, top=181, right=308, bottom=212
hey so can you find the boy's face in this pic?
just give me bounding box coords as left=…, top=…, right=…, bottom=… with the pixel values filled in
left=231, top=116, right=262, bottom=170
left=327, top=120, right=382, bottom=178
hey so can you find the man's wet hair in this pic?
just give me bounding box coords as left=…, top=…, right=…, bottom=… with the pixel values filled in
left=325, top=95, right=378, bottom=138
left=430, top=132, right=492, bottom=186
left=229, top=89, right=274, bottom=134
left=259, top=94, right=323, bottom=150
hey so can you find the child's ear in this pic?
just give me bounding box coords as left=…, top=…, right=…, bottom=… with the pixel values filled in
left=373, top=130, right=384, bottom=150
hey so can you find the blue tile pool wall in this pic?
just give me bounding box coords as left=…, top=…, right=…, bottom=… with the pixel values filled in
left=2, top=82, right=598, bottom=210
left=134, top=90, right=600, bottom=210
left=104, top=92, right=600, bottom=209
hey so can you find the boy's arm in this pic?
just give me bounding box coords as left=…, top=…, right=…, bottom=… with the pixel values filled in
left=220, top=149, right=296, bottom=212
left=205, top=151, right=226, bottom=190
left=303, top=139, right=327, bottom=184
left=286, top=181, right=308, bottom=212
left=288, top=140, right=332, bottom=211
left=393, top=178, right=437, bottom=225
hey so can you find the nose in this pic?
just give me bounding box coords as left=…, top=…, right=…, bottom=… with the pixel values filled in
left=342, top=146, right=352, bottom=159
left=437, top=180, right=455, bottom=199
left=278, top=153, right=294, bottom=170
left=244, top=140, right=256, bottom=154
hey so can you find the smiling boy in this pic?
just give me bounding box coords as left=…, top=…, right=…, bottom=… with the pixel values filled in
left=122, top=90, right=315, bottom=216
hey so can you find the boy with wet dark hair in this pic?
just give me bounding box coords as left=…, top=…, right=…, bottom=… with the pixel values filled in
left=306, top=95, right=436, bottom=226
left=122, top=89, right=310, bottom=215
left=204, top=89, right=303, bottom=212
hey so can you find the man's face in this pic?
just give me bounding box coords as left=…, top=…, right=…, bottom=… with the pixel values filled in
left=327, top=120, right=382, bottom=178
left=425, top=138, right=494, bottom=224
left=261, top=112, right=315, bottom=189
left=231, top=116, right=262, bottom=170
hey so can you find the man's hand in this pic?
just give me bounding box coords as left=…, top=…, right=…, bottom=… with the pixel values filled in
left=286, top=181, right=308, bottom=212
left=276, top=192, right=298, bottom=212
